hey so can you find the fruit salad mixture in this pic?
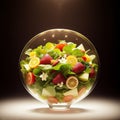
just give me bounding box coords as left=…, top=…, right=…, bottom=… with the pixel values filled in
left=20, top=40, right=98, bottom=103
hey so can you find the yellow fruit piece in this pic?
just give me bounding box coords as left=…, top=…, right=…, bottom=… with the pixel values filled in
left=40, top=49, right=46, bottom=54
left=66, top=76, right=79, bottom=89
left=84, top=54, right=90, bottom=62
left=66, top=55, right=78, bottom=67
left=29, top=57, right=40, bottom=68
left=45, top=42, right=55, bottom=51
left=29, top=51, right=36, bottom=57
left=51, top=60, right=56, bottom=64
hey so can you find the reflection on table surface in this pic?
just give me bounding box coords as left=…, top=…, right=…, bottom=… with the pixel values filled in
left=0, top=96, right=120, bottom=120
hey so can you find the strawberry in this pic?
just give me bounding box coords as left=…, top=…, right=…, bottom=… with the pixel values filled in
left=52, top=73, right=66, bottom=84
left=89, top=68, right=96, bottom=78
left=72, top=62, right=85, bottom=74
left=40, top=54, right=53, bottom=64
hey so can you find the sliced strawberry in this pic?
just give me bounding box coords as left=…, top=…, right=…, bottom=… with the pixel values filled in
left=89, top=68, right=96, bottom=78
left=72, top=62, right=85, bottom=74
left=26, top=72, right=35, bottom=85
left=40, top=54, right=53, bottom=64
left=55, top=43, right=67, bottom=51
left=52, top=73, right=66, bottom=84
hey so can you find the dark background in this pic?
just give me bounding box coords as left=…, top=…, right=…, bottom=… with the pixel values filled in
left=1, top=0, right=119, bottom=99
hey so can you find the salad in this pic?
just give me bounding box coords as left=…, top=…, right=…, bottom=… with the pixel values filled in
left=20, top=40, right=98, bottom=103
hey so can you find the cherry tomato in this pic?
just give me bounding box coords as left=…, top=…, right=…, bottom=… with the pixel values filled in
left=26, top=72, right=35, bottom=85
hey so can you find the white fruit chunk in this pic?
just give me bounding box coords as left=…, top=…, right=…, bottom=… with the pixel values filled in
left=90, top=55, right=96, bottom=61
left=63, top=88, right=78, bottom=97
left=79, top=72, right=89, bottom=81
left=24, top=64, right=31, bottom=71
left=42, top=86, right=56, bottom=97
left=77, top=44, right=85, bottom=51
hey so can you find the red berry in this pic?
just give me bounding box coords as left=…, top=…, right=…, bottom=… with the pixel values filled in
left=40, top=54, right=53, bottom=64
left=89, top=68, right=96, bottom=78
left=52, top=73, right=66, bottom=84
left=72, top=62, right=85, bottom=74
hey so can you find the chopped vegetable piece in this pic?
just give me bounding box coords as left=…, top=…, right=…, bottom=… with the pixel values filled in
left=79, top=72, right=89, bottom=81
left=64, top=88, right=78, bottom=97
left=42, top=86, right=56, bottom=96
left=26, top=72, right=35, bottom=85
left=55, top=43, right=67, bottom=51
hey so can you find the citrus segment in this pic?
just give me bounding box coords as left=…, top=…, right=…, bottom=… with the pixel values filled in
left=29, top=57, right=40, bottom=68
left=29, top=51, right=36, bottom=57
left=66, top=55, right=78, bottom=67
left=66, top=76, right=79, bottom=89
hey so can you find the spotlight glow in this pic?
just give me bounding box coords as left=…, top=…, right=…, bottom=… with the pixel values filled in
left=0, top=97, right=119, bottom=120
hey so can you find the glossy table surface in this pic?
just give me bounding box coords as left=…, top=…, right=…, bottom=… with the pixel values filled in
left=0, top=96, right=120, bottom=120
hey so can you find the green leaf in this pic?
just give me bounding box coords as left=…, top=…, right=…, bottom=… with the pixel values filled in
left=55, top=92, right=64, bottom=102
left=52, top=63, right=63, bottom=70
left=85, top=67, right=91, bottom=73
left=48, top=48, right=62, bottom=59
left=44, top=42, right=55, bottom=52
left=33, top=67, right=41, bottom=75
left=20, top=60, right=28, bottom=74
left=63, top=43, right=76, bottom=54
left=39, top=65, right=52, bottom=71
left=33, top=45, right=46, bottom=57
left=60, top=64, right=75, bottom=77
left=72, top=49, right=84, bottom=57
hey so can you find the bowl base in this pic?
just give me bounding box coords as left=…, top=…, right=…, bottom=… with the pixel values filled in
left=48, top=103, right=71, bottom=111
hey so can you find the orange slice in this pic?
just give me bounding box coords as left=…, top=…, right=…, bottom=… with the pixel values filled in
left=29, top=57, right=40, bottom=68
left=66, top=55, right=78, bottom=67
left=66, top=76, right=79, bottom=89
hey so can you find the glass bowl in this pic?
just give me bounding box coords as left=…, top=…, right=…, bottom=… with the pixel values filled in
left=19, top=28, right=100, bottom=110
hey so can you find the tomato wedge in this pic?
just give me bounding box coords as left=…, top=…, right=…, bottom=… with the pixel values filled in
left=26, top=72, right=35, bottom=85
left=55, top=43, right=67, bottom=51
